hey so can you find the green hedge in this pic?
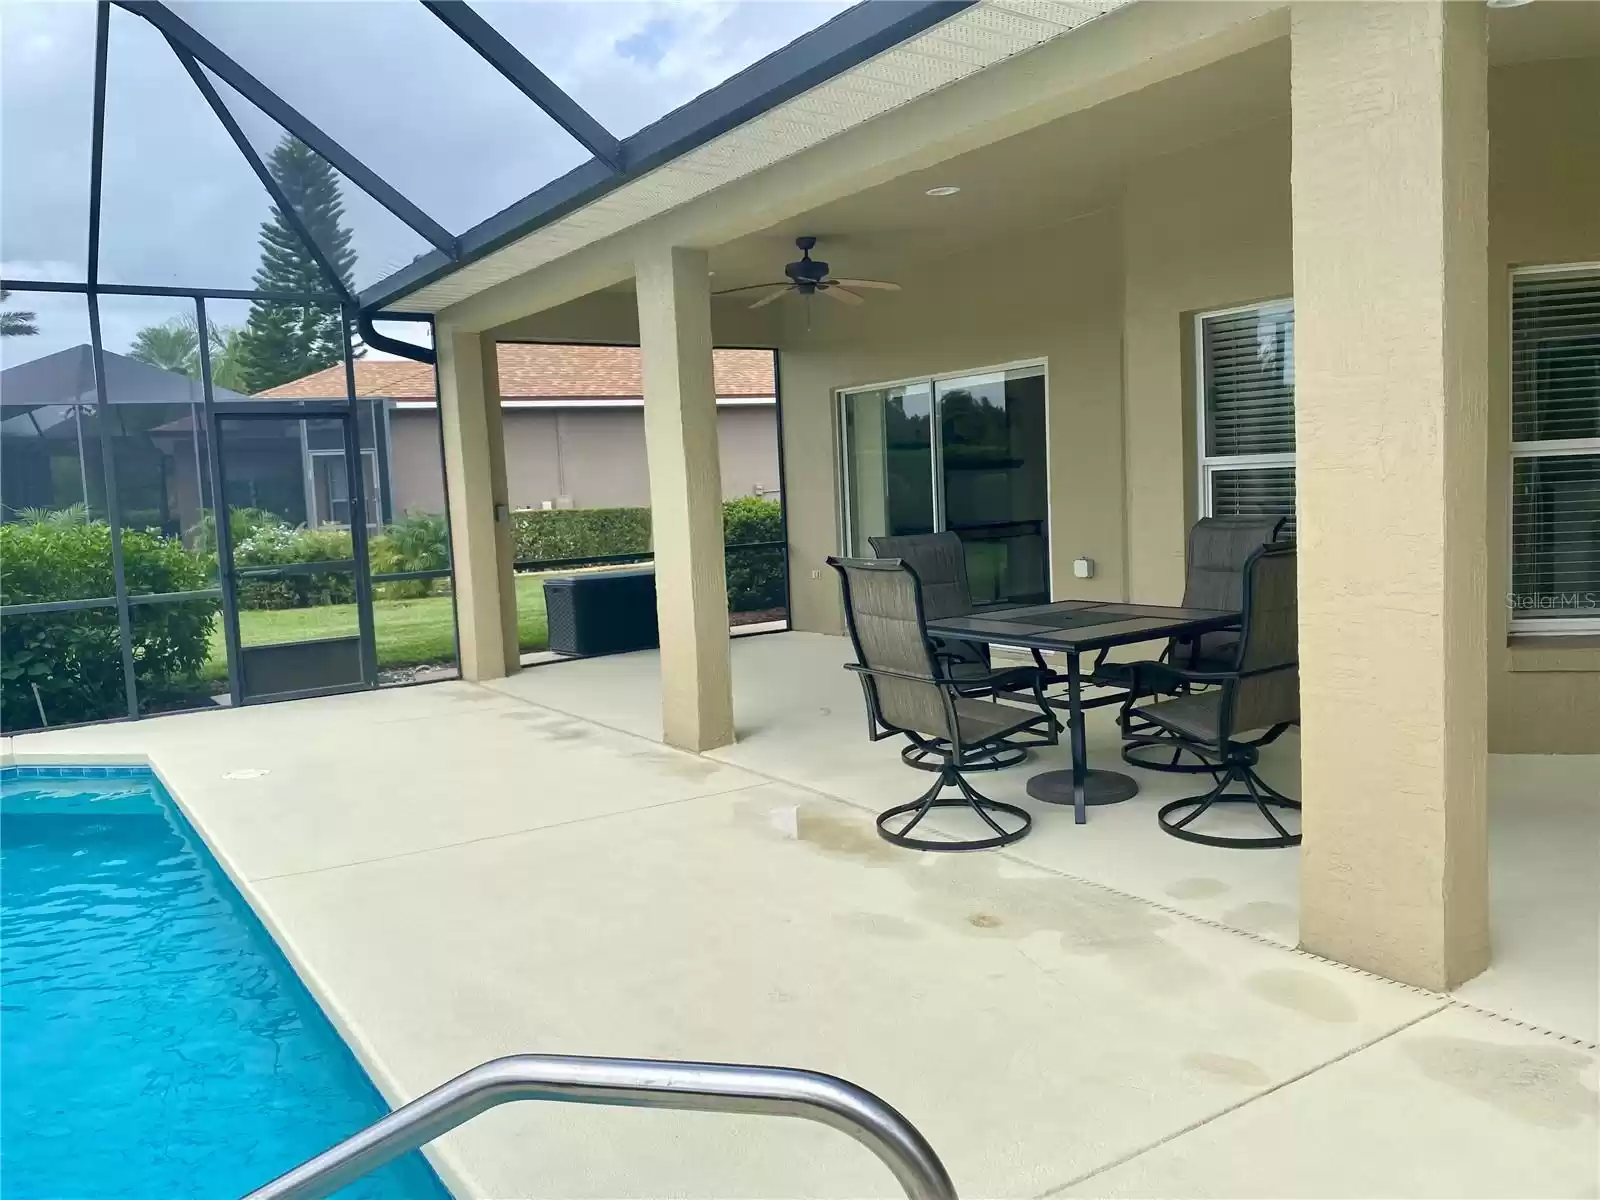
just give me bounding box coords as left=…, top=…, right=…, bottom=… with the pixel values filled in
left=511, top=507, right=653, bottom=564
left=723, top=497, right=785, bottom=613
left=0, top=522, right=217, bottom=731
left=512, top=499, right=786, bottom=614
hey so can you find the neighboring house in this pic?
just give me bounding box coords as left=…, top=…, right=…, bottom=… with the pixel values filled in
left=0, top=345, right=256, bottom=536
left=258, top=344, right=779, bottom=519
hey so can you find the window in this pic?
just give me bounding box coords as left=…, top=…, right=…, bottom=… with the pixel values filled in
left=1196, top=301, right=1296, bottom=533
left=838, top=363, right=1051, bottom=606
left=1509, top=266, right=1600, bottom=634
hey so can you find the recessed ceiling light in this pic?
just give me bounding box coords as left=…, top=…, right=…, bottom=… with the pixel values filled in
left=925, top=185, right=961, bottom=197
left=1485, top=0, right=1533, bottom=8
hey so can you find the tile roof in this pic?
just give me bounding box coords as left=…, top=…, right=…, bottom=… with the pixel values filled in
left=257, top=344, right=774, bottom=401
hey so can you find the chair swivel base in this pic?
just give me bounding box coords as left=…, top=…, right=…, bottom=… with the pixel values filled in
left=1157, top=767, right=1301, bottom=849
left=901, top=739, right=1027, bottom=773
left=1121, top=734, right=1221, bottom=775
left=877, top=762, right=1032, bottom=852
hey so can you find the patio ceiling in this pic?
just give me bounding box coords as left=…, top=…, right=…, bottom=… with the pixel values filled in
left=696, top=36, right=1291, bottom=296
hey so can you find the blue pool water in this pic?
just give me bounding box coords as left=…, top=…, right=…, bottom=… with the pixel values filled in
left=0, top=766, right=451, bottom=1200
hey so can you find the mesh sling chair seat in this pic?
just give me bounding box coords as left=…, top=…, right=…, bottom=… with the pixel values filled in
left=829, top=556, right=1058, bottom=851
left=1100, top=515, right=1288, bottom=774
left=868, top=532, right=1057, bottom=770
left=1122, top=541, right=1301, bottom=848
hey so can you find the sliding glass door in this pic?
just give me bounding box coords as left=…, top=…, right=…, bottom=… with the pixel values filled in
left=840, top=381, right=935, bottom=551
left=840, top=364, right=1050, bottom=605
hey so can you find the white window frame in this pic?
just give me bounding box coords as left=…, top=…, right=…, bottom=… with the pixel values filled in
left=1508, top=262, right=1600, bottom=636
left=1194, top=298, right=1296, bottom=520
left=307, top=447, right=381, bottom=529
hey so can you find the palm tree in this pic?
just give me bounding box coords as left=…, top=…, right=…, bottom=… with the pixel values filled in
left=1, top=288, right=38, bottom=337
left=127, top=313, right=249, bottom=389
left=208, top=324, right=251, bottom=393
left=128, top=316, right=201, bottom=374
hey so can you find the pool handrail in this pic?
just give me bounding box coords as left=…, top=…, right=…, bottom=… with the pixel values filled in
left=241, top=1052, right=958, bottom=1200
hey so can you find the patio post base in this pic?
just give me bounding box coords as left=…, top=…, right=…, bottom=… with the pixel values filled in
left=877, top=761, right=1032, bottom=852
left=1157, top=763, right=1301, bottom=849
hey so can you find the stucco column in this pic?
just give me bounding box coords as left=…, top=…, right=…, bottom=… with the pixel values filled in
left=437, top=327, right=518, bottom=680
left=1291, top=1, right=1489, bottom=989
left=636, top=246, right=735, bottom=751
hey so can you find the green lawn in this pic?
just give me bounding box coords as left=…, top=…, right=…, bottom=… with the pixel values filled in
left=202, top=574, right=553, bottom=679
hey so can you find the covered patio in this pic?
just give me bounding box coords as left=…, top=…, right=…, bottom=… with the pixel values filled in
left=490, top=631, right=1599, bottom=1048
left=407, top=0, right=1600, bottom=1004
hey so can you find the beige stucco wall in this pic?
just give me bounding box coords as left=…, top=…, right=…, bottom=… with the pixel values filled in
left=1485, top=58, right=1600, bottom=753
left=776, top=205, right=1126, bottom=634
left=1122, top=120, right=1292, bottom=604
left=388, top=404, right=779, bottom=515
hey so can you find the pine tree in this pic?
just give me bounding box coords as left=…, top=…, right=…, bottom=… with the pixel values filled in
left=237, top=136, right=357, bottom=394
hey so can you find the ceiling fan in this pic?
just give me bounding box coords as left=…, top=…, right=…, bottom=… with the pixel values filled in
left=713, top=236, right=900, bottom=309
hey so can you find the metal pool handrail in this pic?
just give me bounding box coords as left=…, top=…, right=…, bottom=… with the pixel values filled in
left=242, top=1053, right=958, bottom=1200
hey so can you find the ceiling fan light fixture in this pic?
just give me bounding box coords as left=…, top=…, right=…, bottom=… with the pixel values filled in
left=925, top=185, right=961, bottom=197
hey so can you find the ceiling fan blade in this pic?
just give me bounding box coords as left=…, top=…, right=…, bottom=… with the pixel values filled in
left=820, top=286, right=864, bottom=307
left=831, top=279, right=900, bottom=291
left=713, top=281, right=789, bottom=296
left=748, top=286, right=791, bottom=310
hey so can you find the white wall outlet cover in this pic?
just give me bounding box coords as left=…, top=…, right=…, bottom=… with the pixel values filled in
left=1073, top=557, right=1095, bottom=579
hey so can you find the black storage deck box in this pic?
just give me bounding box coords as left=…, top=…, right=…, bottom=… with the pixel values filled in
left=543, top=569, right=660, bottom=656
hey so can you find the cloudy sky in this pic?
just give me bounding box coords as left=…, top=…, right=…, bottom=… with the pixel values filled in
left=1, top=0, right=851, bottom=360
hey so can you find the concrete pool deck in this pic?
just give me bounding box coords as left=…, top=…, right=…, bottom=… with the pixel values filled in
left=5, top=634, right=1596, bottom=1198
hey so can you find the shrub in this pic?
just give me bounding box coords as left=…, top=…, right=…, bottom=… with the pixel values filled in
left=723, top=497, right=785, bottom=613
left=188, top=506, right=289, bottom=555
left=12, top=503, right=90, bottom=529
left=371, top=511, right=449, bottom=600
left=0, top=522, right=217, bottom=731
left=233, top=523, right=356, bottom=609
left=511, top=507, right=652, bottom=565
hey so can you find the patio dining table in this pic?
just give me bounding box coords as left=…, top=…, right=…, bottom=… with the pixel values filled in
left=925, top=599, right=1241, bottom=826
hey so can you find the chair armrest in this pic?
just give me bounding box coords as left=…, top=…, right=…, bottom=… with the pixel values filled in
left=973, top=664, right=1048, bottom=691
left=1127, top=659, right=1232, bottom=694
left=845, top=660, right=1046, bottom=691
left=843, top=662, right=940, bottom=686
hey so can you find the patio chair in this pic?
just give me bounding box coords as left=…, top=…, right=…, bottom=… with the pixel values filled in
left=869, top=532, right=1059, bottom=768
left=1103, top=514, right=1288, bottom=773
left=868, top=532, right=989, bottom=674
left=1121, top=542, right=1300, bottom=848
left=828, top=556, right=1057, bottom=851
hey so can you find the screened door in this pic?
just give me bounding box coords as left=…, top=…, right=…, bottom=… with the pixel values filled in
left=212, top=405, right=376, bottom=704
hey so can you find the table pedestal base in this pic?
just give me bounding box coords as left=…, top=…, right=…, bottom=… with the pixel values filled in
left=1026, top=769, right=1140, bottom=806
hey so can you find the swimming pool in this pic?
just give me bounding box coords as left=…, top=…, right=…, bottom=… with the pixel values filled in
left=0, top=765, right=451, bottom=1200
